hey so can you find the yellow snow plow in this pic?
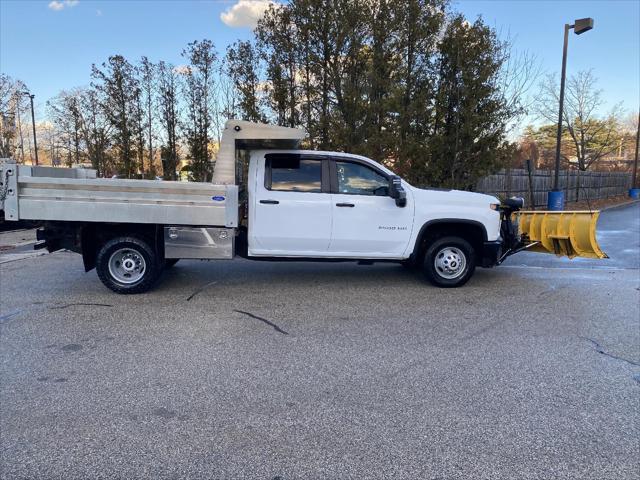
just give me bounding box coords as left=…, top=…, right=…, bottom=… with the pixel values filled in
left=516, top=210, right=608, bottom=259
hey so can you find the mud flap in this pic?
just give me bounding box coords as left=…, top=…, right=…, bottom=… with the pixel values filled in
left=517, top=210, right=608, bottom=259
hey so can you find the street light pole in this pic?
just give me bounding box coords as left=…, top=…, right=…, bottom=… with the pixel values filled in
left=548, top=17, right=593, bottom=211
left=552, top=24, right=571, bottom=194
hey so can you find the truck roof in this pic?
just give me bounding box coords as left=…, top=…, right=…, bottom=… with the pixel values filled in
left=249, top=149, right=399, bottom=178
left=211, top=120, right=307, bottom=185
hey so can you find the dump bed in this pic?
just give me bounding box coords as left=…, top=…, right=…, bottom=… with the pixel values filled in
left=0, top=120, right=306, bottom=228
left=0, top=163, right=238, bottom=227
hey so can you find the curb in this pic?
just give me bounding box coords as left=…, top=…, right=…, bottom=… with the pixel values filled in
left=601, top=199, right=640, bottom=212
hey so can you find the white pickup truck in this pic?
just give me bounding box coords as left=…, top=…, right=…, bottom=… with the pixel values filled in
left=4, top=120, right=583, bottom=294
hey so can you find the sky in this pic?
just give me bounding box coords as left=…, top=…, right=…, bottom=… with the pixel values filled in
left=1, top=0, right=639, bottom=123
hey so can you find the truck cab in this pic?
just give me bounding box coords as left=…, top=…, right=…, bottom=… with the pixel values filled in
left=246, top=149, right=501, bottom=260
left=249, top=150, right=412, bottom=258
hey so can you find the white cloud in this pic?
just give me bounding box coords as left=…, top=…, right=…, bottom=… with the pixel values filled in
left=48, top=0, right=79, bottom=11
left=220, top=0, right=274, bottom=28
left=173, top=65, right=192, bottom=75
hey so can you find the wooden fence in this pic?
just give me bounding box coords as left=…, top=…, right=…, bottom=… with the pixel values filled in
left=476, top=168, right=632, bottom=208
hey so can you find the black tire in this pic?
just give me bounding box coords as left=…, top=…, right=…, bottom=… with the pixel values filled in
left=422, top=236, right=476, bottom=288
left=96, top=236, right=161, bottom=294
left=164, top=258, right=179, bottom=269
left=401, top=258, right=419, bottom=271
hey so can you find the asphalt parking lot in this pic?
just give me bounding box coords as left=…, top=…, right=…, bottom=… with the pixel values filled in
left=1, top=203, right=639, bottom=480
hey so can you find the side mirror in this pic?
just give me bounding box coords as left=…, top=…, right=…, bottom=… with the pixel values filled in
left=389, top=175, right=407, bottom=207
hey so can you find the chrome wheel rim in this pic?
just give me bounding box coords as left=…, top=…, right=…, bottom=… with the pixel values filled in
left=434, top=246, right=466, bottom=280
left=108, top=248, right=146, bottom=284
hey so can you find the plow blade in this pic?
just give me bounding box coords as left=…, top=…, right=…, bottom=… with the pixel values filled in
left=517, top=210, right=608, bottom=259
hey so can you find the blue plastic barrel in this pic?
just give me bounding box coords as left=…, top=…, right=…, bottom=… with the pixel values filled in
left=629, top=188, right=640, bottom=199
left=547, top=190, right=565, bottom=211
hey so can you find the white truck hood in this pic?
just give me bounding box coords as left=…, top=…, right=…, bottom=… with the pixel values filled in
left=409, top=186, right=501, bottom=241
left=410, top=186, right=499, bottom=207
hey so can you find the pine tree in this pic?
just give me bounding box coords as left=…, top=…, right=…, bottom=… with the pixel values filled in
left=182, top=40, right=217, bottom=182
left=157, top=61, right=180, bottom=180
left=429, top=16, right=515, bottom=189
left=225, top=41, right=264, bottom=123
left=91, top=55, right=140, bottom=177
left=139, top=57, right=156, bottom=177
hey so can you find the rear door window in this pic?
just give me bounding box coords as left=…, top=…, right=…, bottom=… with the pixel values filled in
left=266, top=155, right=324, bottom=193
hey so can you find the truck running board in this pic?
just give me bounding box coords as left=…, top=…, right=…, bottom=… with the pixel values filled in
left=517, top=210, right=608, bottom=259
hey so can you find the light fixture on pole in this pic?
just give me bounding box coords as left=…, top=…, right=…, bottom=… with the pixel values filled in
left=21, top=91, right=39, bottom=166
left=548, top=17, right=594, bottom=211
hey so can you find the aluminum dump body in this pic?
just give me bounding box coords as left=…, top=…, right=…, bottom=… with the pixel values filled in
left=0, top=120, right=306, bottom=228
left=1, top=163, right=238, bottom=227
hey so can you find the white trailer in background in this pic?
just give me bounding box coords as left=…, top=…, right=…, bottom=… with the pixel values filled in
left=0, top=120, right=606, bottom=294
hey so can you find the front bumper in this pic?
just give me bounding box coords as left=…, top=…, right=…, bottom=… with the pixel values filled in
left=480, top=239, right=503, bottom=268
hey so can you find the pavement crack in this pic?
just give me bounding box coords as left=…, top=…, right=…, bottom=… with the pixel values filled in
left=0, top=310, right=22, bottom=323
left=186, top=280, right=218, bottom=301
left=579, top=336, right=640, bottom=368
left=50, top=303, right=113, bottom=309
left=234, top=309, right=289, bottom=335
left=460, top=318, right=508, bottom=341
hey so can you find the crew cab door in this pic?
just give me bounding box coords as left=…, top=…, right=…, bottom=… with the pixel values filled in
left=249, top=153, right=332, bottom=255
left=328, top=159, right=413, bottom=257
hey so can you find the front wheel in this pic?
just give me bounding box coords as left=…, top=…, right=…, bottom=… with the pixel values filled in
left=96, top=236, right=161, bottom=294
left=423, top=236, right=476, bottom=288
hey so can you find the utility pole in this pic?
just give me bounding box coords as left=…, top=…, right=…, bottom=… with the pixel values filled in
left=21, top=92, right=39, bottom=165
left=27, top=94, right=39, bottom=166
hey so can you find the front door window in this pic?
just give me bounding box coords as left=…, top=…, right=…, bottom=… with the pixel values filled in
left=335, top=161, right=388, bottom=196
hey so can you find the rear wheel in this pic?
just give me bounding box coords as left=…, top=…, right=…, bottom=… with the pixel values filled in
left=96, top=236, right=161, bottom=294
left=423, top=236, right=475, bottom=288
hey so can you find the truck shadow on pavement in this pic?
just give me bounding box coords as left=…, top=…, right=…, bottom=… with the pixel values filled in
left=159, top=258, right=434, bottom=295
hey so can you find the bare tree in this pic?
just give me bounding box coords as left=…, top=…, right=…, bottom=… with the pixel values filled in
left=77, top=88, right=113, bottom=176
left=47, top=89, right=84, bottom=166
left=536, top=70, right=622, bottom=171
left=217, top=63, right=240, bottom=122
left=13, top=94, right=28, bottom=162
left=496, top=40, right=541, bottom=133
left=0, top=74, right=28, bottom=159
